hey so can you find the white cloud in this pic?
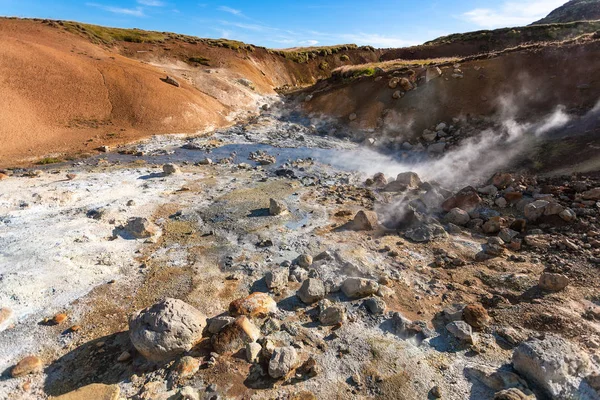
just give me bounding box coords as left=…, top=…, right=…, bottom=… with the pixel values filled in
left=300, top=40, right=319, bottom=46
left=86, top=2, right=145, bottom=17
left=333, top=33, right=416, bottom=48
left=218, top=5, right=244, bottom=17
left=137, top=0, right=164, bottom=6
left=462, top=0, right=567, bottom=28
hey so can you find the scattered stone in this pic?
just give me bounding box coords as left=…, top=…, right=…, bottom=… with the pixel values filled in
left=117, top=351, right=131, bottom=362
left=212, top=316, right=260, bottom=354
left=129, top=298, right=207, bottom=362
left=538, top=272, right=569, bottom=292
left=442, top=186, right=482, bottom=212
left=341, top=277, right=379, bottom=299
left=163, top=163, right=181, bottom=175
left=524, top=200, right=549, bottom=222
left=491, top=173, right=514, bottom=189
left=246, top=342, right=262, bottom=363
left=446, top=321, right=474, bottom=344
left=478, top=185, right=498, bottom=196
left=297, top=278, right=326, bottom=304
left=582, top=188, right=600, bottom=200
left=351, top=210, right=379, bottom=230
left=229, top=292, right=277, bottom=317
left=430, top=385, right=442, bottom=398
left=364, top=297, right=386, bottom=314
left=395, top=171, right=421, bottom=189
left=494, top=388, right=535, bottom=400
left=295, top=254, right=313, bottom=268
left=499, top=228, right=519, bottom=244
left=198, top=158, right=213, bottom=165
left=348, top=113, right=357, bottom=121
left=51, top=383, right=120, bottom=400
left=559, top=208, right=577, bottom=222
left=124, top=217, right=159, bottom=239
left=207, top=316, right=235, bottom=334
left=265, top=269, right=289, bottom=290
left=483, top=217, right=503, bottom=234
left=11, top=356, right=43, bottom=377
left=268, top=346, right=298, bottom=379
left=172, top=356, right=200, bottom=379
left=428, top=142, right=446, bottom=154
left=319, top=304, right=346, bottom=325
left=0, top=307, right=12, bottom=325
left=445, top=207, right=470, bottom=226
left=426, top=66, right=442, bottom=82
left=269, top=198, right=287, bottom=216
left=163, top=75, right=180, bottom=87
left=52, top=313, right=68, bottom=325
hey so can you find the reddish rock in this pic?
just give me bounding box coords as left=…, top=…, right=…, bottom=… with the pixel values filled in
left=212, top=316, right=260, bottom=354
left=491, top=173, right=514, bottom=189
left=504, top=192, right=523, bottom=204
left=463, top=304, right=490, bottom=331
left=229, top=293, right=277, bottom=318
left=11, top=356, right=43, bottom=377
left=442, top=187, right=482, bottom=212
left=0, top=307, right=12, bottom=325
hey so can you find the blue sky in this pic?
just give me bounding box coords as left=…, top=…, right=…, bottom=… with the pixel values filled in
left=0, top=0, right=567, bottom=48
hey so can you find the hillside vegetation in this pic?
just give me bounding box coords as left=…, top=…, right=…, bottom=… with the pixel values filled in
left=533, top=0, right=600, bottom=24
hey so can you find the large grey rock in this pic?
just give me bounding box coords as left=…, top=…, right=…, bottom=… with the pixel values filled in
left=162, top=163, right=181, bottom=175
left=268, top=347, right=298, bottom=379
left=269, top=198, right=287, bottom=216
left=129, top=298, right=207, bottom=362
left=444, top=208, right=470, bottom=226
left=341, top=277, right=379, bottom=299
left=395, top=172, right=421, bottom=189
left=524, top=200, right=549, bottom=221
left=265, top=269, right=289, bottom=290
left=124, top=217, right=159, bottom=239
left=513, top=335, right=598, bottom=399
left=297, top=278, right=325, bottom=304
left=319, top=304, right=346, bottom=325
left=446, top=321, right=474, bottom=344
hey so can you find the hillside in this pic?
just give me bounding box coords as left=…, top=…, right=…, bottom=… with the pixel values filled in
left=0, top=18, right=380, bottom=166
left=533, top=0, right=600, bottom=24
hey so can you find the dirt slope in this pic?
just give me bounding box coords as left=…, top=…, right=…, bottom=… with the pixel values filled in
left=303, top=38, right=600, bottom=138
left=0, top=18, right=380, bottom=167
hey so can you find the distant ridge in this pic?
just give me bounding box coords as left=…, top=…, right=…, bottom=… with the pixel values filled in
left=532, top=0, right=600, bottom=25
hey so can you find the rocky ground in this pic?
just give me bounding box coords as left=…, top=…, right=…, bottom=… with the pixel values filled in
left=1, top=103, right=600, bottom=400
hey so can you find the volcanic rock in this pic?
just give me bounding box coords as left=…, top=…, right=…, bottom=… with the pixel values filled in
left=524, top=200, right=549, bottom=221
left=11, top=356, right=43, bottom=377
left=351, top=210, right=379, bottom=230
left=265, top=269, right=289, bottom=290
left=442, top=186, right=482, bottom=212
left=124, top=217, right=159, bottom=239
left=582, top=188, right=600, bottom=200
left=163, top=163, right=181, bottom=175
left=212, top=316, right=260, bottom=354
left=364, top=297, right=386, bottom=314
left=538, top=272, right=570, bottom=291
left=229, top=292, right=277, bottom=317
left=297, top=278, right=326, bottom=304
left=319, top=304, right=346, bottom=325
left=341, top=277, right=379, bottom=299
left=51, top=383, right=120, bottom=400
left=246, top=342, right=262, bottom=363
left=269, top=346, right=298, bottom=379
left=129, top=298, right=206, bottom=362
left=295, top=254, right=313, bottom=268
left=463, top=304, right=490, bottom=331
left=446, top=321, right=474, bottom=344
left=395, top=171, right=421, bottom=188
left=269, top=198, right=287, bottom=216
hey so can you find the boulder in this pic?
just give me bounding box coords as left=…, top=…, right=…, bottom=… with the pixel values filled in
left=163, top=75, right=180, bottom=87
left=206, top=316, right=234, bottom=334
left=442, top=187, right=482, bottom=212
left=124, top=217, right=159, bottom=239
left=446, top=321, right=474, bottom=344
left=444, top=208, right=470, bottom=226
left=404, top=223, right=447, bottom=242
left=51, top=384, right=120, bottom=400
left=388, top=77, right=400, bottom=89
left=229, top=293, right=277, bottom=318
left=129, top=298, right=206, bottom=362
left=559, top=208, right=577, bottom=222
left=538, top=272, right=569, bottom=292
left=351, top=210, right=379, bottom=230
left=426, top=66, right=442, bottom=82
left=399, top=78, right=413, bottom=91
left=428, top=142, right=446, bottom=154
left=269, top=198, right=287, bottom=216
left=341, top=277, right=379, bottom=299
left=513, top=335, right=595, bottom=399
left=211, top=316, right=260, bottom=354
left=297, top=278, right=326, bottom=304
left=268, top=347, right=298, bottom=379
left=491, top=173, right=514, bottom=189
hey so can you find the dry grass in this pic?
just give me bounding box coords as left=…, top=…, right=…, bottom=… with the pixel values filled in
left=332, top=57, right=460, bottom=79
